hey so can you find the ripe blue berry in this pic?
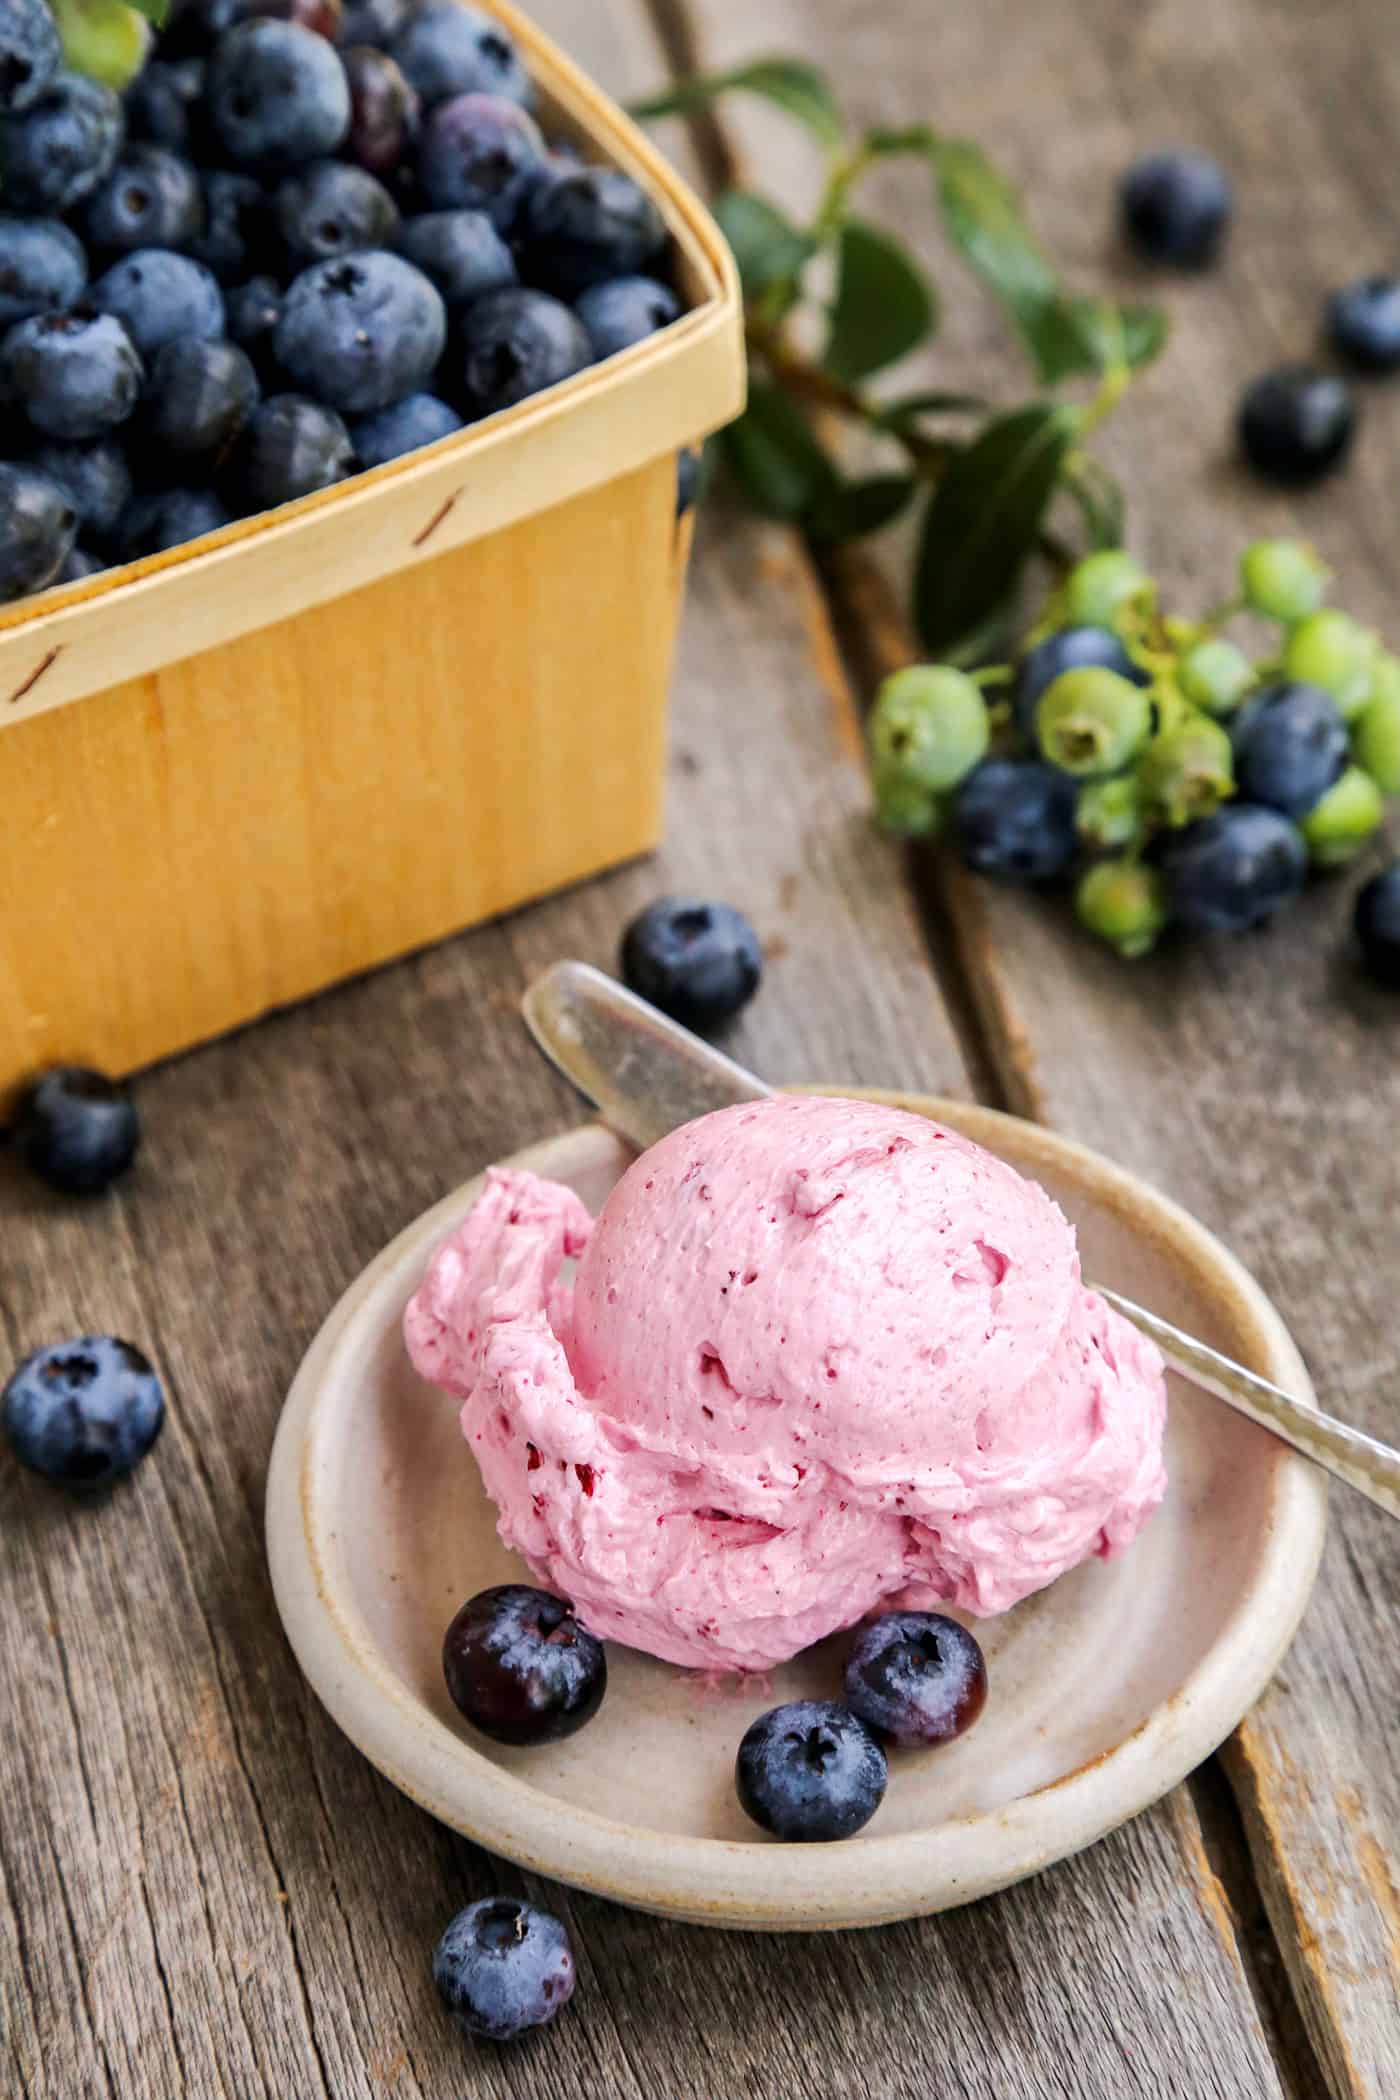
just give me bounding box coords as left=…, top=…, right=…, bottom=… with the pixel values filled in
left=0, top=462, right=76, bottom=598
left=0, top=71, right=125, bottom=215
left=1120, top=149, right=1230, bottom=266
left=0, top=215, right=89, bottom=328
left=1158, top=805, right=1307, bottom=933
left=124, top=56, right=207, bottom=154
left=443, top=1584, right=606, bottom=1745
left=394, top=207, right=515, bottom=308
left=457, top=285, right=590, bottom=414
left=576, top=274, right=680, bottom=359
left=620, top=896, right=762, bottom=1030
left=82, top=145, right=203, bottom=254
left=276, top=250, right=445, bottom=413
left=0, top=309, right=143, bottom=439
left=1355, top=864, right=1400, bottom=987
left=1013, top=624, right=1147, bottom=741
left=349, top=390, right=460, bottom=465
left=1237, top=367, right=1356, bottom=487
left=0, top=0, right=62, bottom=117
left=417, top=92, right=543, bottom=224
left=140, top=335, right=260, bottom=465
left=207, top=20, right=351, bottom=170
left=13, top=1065, right=140, bottom=1192
left=433, top=1898, right=575, bottom=2042
left=520, top=164, right=667, bottom=294
left=736, top=1700, right=887, bottom=1841
left=114, top=485, right=233, bottom=558
left=1327, top=276, right=1400, bottom=375
left=229, top=391, right=356, bottom=507
left=953, top=758, right=1079, bottom=882
left=3, top=1336, right=163, bottom=1490
left=391, top=3, right=530, bottom=109
left=340, top=44, right=419, bottom=178
left=28, top=438, right=132, bottom=543
left=339, top=0, right=416, bottom=49
left=1231, top=680, right=1348, bottom=816
left=275, top=157, right=399, bottom=265
left=92, top=249, right=226, bottom=356
left=224, top=272, right=283, bottom=377
left=844, top=1612, right=988, bottom=1748
left=188, top=168, right=275, bottom=283
left=55, top=545, right=106, bottom=583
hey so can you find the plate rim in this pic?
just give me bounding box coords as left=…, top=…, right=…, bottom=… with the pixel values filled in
left=265, top=1092, right=1328, bottom=1929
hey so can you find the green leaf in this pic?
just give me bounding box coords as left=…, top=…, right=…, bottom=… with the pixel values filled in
left=823, top=220, right=937, bottom=383
left=864, top=123, right=939, bottom=157
left=871, top=390, right=987, bottom=433
left=1057, top=295, right=1169, bottom=375
left=629, top=58, right=844, bottom=148
left=719, top=382, right=838, bottom=522
left=127, top=0, right=167, bottom=19
left=931, top=139, right=1066, bottom=379
left=913, top=404, right=1077, bottom=653
left=807, top=475, right=916, bottom=544
left=712, top=190, right=816, bottom=302
left=1060, top=455, right=1126, bottom=551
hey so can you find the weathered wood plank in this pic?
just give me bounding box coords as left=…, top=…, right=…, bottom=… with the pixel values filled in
left=665, top=0, right=1400, bottom=2088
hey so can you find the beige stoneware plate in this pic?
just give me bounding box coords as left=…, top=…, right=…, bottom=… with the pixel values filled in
left=265, top=1093, right=1327, bottom=1930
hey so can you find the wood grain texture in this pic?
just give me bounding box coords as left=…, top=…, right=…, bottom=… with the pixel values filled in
left=667, top=0, right=1400, bottom=2088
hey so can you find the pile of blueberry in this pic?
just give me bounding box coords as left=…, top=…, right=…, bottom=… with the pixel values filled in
left=0, top=0, right=685, bottom=603
left=1119, top=146, right=1399, bottom=488
left=871, top=541, right=1400, bottom=971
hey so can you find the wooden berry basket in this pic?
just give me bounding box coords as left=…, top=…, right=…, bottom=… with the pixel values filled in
left=0, top=0, right=744, bottom=1108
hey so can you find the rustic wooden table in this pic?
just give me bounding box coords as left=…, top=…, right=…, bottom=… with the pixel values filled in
left=5, top=2, right=1399, bottom=2095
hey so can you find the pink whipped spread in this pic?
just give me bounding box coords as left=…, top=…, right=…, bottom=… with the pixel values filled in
left=404, top=1095, right=1167, bottom=1672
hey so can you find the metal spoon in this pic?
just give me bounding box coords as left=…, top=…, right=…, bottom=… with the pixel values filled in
left=523, top=959, right=1400, bottom=1522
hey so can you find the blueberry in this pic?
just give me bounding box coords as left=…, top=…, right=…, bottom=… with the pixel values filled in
left=1300, top=764, right=1384, bottom=869
left=275, top=158, right=399, bottom=265
left=188, top=169, right=274, bottom=283
left=394, top=207, right=515, bottom=308
left=1137, top=712, right=1235, bottom=827
left=0, top=0, right=61, bottom=116
left=676, top=444, right=699, bottom=517
left=224, top=272, right=284, bottom=378
left=1231, top=680, right=1348, bottom=816
left=442, top=1584, right=606, bottom=1746
left=575, top=273, right=679, bottom=359
left=843, top=1612, right=989, bottom=1748
left=27, top=438, right=132, bottom=543
left=1075, top=859, right=1169, bottom=958
left=1281, top=610, right=1376, bottom=722
left=1239, top=537, right=1328, bottom=624
left=1075, top=773, right=1143, bottom=854
left=140, top=335, right=260, bottom=465
left=0, top=72, right=125, bottom=215
left=207, top=20, right=351, bottom=169
left=228, top=391, right=356, bottom=507
left=276, top=251, right=445, bottom=412
left=1119, top=149, right=1230, bottom=267
left=93, top=249, right=225, bottom=357
left=1036, top=666, right=1152, bottom=776
left=113, top=484, right=233, bottom=558
left=82, top=145, right=204, bottom=255
left=735, top=1700, right=887, bottom=1842
left=417, top=92, right=543, bottom=225
left=0, top=461, right=76, bottom=598
left=457, top=285, right=590, bottom=414
left=13, top=1066, right=140, bottom=1192
left=1175, top=637, right=1255, bottom=717
left=521, top=165, right=667, bottom=295
left=620, top=896, right=762, bottom=1030
left=1355, top=863, right=1400, bottom=987
left=340, top=44, right=419, bottom=177
left=1354, top=660, right=1400, bottom=794
left=1061, top=549, right=1148, bottom=628
left=2, top=1336, right=163, bottom=1490
left=1238, top=367, right=1356, bottom=487
left=55, top=544, right=107, bottom=583
left=0, top=216, right=89, bottom=329
left=391, top=3, right=530, bottom=109
left=1013, top=625, right=1148, bottom=741
left=0, top=310, right=143, bottom=440
left=868, top=665, right=989, bottom=795
left=159, top=0, right=259, bottom=55
left=433, top=1898, right=575, bottom=2043
left=1327, top=276, right=1400, bottom=375
left=124, top=56, right=207, bottom=154
left=953, top=758, right=1079, bottom=882
left=349, top=389, right=460, bottom=464
left=1158, top=805, right=1307, bottom=933
left=338, top=0, right=417, bottom=48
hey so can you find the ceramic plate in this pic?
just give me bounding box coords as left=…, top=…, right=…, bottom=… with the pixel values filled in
left=265, top=1094, right=1327, bottom=1929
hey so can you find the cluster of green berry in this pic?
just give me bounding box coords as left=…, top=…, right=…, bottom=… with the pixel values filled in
left=869, top=540, right=1400, bottom=958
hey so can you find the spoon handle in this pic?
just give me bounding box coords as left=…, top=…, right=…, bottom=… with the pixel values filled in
left=523, top=960, right=1400, bottom=1521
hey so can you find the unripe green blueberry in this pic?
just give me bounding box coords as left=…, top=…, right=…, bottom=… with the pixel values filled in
left=1036, top=667, right=1152, bottom=777
left=1176, top=637, right=1255, bottom=716
left=1062, top=550, right=1149, bottom=629
left=1282, top=609, right=1376, bottom=721
left=1300, top=764, right=1384, bottom=867
left=1076, top=773, right=1143, bottom=852
left=54, top=0, right=150, bottom=90
left=870, top=754, right=942, bottom=839
left=1353, top=658, right=1400, bottom=794
left=1075, top=859, right=1167, bottom=958
left=1239, top=538, right=1328, bottom=623
left=1138, top=712, right=1235, bottom=827
left=868, top=665, right=990, bottom=795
